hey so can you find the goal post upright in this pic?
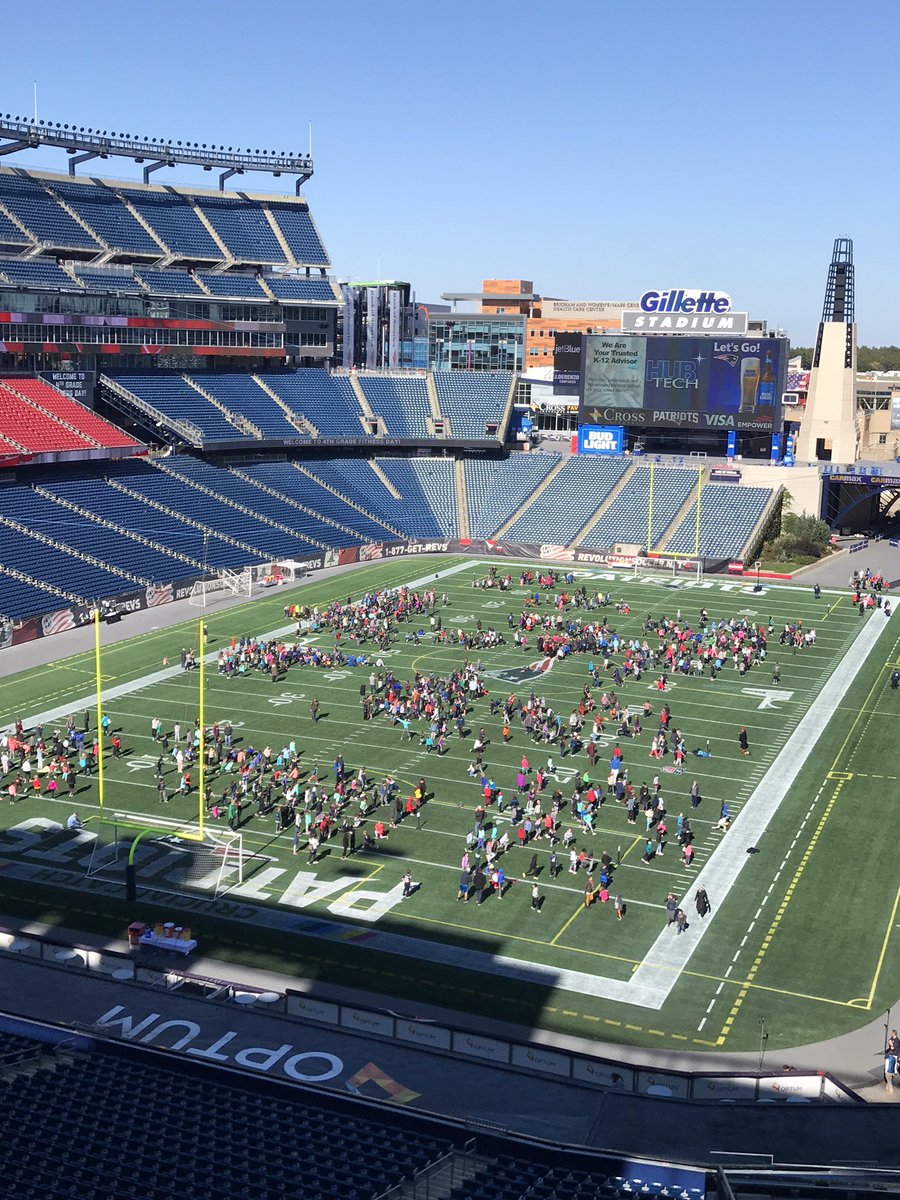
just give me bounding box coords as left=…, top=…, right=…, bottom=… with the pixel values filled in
left=646, top=461, right=655, bottom=555
left=94, top=608, right=105, bottom=815
left=693, top=463, right=703, bottom=559
left=198, top=618, right=205, bottom=839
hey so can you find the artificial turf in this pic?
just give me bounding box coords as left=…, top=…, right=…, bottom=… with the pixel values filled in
left=0, top=556, right=896, bottom=1054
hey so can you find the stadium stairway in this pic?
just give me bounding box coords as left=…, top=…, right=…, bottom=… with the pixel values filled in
left=290, top=463, right=405, bottom=537
left=285, top=465, right=405, bottom=537
left=114, top=191, right=170, bottom=256
left=229, top=465, right=390, bottom=542
left=0, top=513, right=145, bottom=585
left=454, top=458, right=470, bottom=538
left=568, top=461, right=638, bottom=548
left=493, top=455, right=568, bottom=537
left=263, top=209, right=298, bottom=266
left=655, top=468, right=708, bottom=554
left=100, top=376, right=205, bottom=447
left=152, top=458, right=330, bottom=550
left=182, top=376, right=262, bottom=439
left=350, top=374, right=383, bottom=437
left=498, top=374, right=518, bottom=442
left=256, top=275, right=276, bottom=301
left=251, top=374, right=318, bottom=437
left=41, top=182, right=109, bottom=254
left=0, top=380, right=100, bottom=450
left=368, top=458, right=403, bottom=499
left=105, top=476, right=261, bottom=558
left=190, top=203, right=232, bottom=261
left=426, top=373, right=447, bottom=436
left=31, top=484, right=206, bottom=571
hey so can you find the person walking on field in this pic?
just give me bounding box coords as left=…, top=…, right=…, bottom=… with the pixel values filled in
left=738, top=726, right=750, bottom=756
left=695, top=886, right=711, bottom=918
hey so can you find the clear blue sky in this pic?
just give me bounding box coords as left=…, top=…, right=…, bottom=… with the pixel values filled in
left=3, top=0, right=897, bottom=344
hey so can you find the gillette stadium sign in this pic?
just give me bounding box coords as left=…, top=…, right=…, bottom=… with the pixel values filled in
left=622, top=290, right=748, bottom=334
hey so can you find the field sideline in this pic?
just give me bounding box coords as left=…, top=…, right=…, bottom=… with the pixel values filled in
left=0, top=555, right=896, bottom=1056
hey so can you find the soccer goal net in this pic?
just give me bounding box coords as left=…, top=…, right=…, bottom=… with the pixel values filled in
left=189, top=566, right=253, bottom=608
left=85, top=813, right=248, bottom=901
left=632, top=555, right=704, bottom=586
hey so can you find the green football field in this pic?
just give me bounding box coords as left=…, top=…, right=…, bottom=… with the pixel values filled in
left=0, top=555, right=897, bottom=1059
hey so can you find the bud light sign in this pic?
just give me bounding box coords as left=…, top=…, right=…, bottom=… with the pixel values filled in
left=578, top=425, right=624, bottom=455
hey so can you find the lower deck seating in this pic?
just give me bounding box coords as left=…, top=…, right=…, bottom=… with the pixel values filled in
left=463, top=454, right=559, bottom=537
left=375, top=457, right=458, bottom=537
left=580, top=467, right=697, bottom=548
left=665, top=484, right=772, bottom=558
left=0, top=453, right=776, bottom=620
left=504, top=457, right=630, bottom=544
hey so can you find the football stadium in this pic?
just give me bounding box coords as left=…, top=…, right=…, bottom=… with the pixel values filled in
left=0, top=92, right=899, bottom=1200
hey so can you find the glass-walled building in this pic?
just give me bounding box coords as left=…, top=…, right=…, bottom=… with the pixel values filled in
left=428, top=313, right=525, bottom=372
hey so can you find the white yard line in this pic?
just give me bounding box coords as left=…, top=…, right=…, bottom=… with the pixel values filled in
left=623, top=609, right=894, bottom=1008
left=3, top=560, right=890, bottom=1009
left=1, top=560, right=475, bottom=736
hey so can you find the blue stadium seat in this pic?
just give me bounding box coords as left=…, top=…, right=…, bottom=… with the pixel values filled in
left=463, top=453, right=560, bottom=537
left=0, top=209, right=30, bottom=246
left=0, top=521, right=133, bottom=600
left=109, top=374, right=245, bottom=441
left=375, top=457, right=458, bottom=537
left=264, top=274, right=336, bottom=302
left=257, top=371, right=368, bottom=438
left=184, top=374, right=306, bottom=439
left=434, top=373, right=511, bottom=439
left=665, top=483, right=773, bottom=558
left=581, top=467, right=698, bottom=548
left=196, top=196, right=284, bottom=262
left=357, top=376, right=431, bottom=439
left=0, top=258, right=81, bottom=290
left=74, top=267, right=143, bottom=294
left=505, top=457, right=630, bottom=544
left=241, top=460, right=401, bottom=541
left=0, top=487, right=193, bottom=582
left=162, top=455, right=362, bottom=546
left=301, top=459, right=413, bottom=533
left=268, top=203, right=329, bottom=265
left=117, top=187, right=222, bottom=259
left=134, top=269, right=207, bottom=297
left=196, top=273, right=270, bottom=300
left=119, top=464, right=323, bottom=558
left=0, top=572, right=73, bottom=618
left=0, top=171, right=100, bottom=249
left=48, top=180, right=161, bottom=255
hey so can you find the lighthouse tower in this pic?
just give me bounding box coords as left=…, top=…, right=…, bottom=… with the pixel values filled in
left=796, top=238, right=858, bottom=463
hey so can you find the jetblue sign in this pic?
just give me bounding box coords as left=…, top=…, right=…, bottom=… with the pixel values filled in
left=623, top=290, right=747, bottom=334
left=578, top=425, right=624, bottom=455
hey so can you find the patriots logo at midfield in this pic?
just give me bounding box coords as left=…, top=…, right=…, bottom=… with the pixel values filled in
left=484, top=657, right=554, bottom=686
